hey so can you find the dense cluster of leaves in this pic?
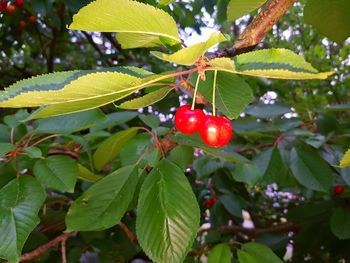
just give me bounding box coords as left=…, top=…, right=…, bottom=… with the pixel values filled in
left=0, top=0, right=350, bottom=262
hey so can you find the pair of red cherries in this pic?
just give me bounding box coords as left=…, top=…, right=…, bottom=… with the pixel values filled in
left=175, top=105, right=232, bottom=147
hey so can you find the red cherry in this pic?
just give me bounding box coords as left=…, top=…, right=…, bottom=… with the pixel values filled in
left=6, top=3, right=15, bottom=14
left=200, top=115, right=232, bottom=147
left=334, top=185, right=345, bottom=195
left=19, top=20, right=26, bottom=29
left=15, top=0, right=24, bottom=8
left=175, top=105, right=205, bottom=134
left=204, top=198, right=218, bottom=209
left=28, top=15, right=37, bottom=24
left=0, top=0, right=7, bottom=10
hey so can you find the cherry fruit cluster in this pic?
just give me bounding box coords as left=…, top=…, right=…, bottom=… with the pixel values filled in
left=0, top=0, right=24, bottom=14
left=0, top=0, right=36, bottom=29
left=175, top=105, right=232, bottom=148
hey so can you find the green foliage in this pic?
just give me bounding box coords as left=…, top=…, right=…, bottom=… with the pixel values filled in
left=331, top=208, right=350, bottom=240
left=66, top=165, right=138, bottom=231
left=0, top=143, right=15, bottom=157
left=34, top=156, right=78, bottom=193
left=208, top=243, right=232, bottom=263
left=136, top=160, right=200, bottom=263
left=151, top=31, right=227, bottom=65
left=227, top=0, right=267, bottom=22
left=239, top=242, right=283, bottom=263
left=304, top=0, right=350, bottom=44
left=69, top=0, right=181, bottom=48
left=0, top=177, right=46, bottom=263
left=197, top=71, right=254, bottom=119
left=233, top=48, right=334, bottom=79
left=340, top=148, right=350, bottom=168
left=119, top=87, right=173, bottom=109
left=290, top=145, right=333, bottom=192
left=93, top=127, right=139, bottom=170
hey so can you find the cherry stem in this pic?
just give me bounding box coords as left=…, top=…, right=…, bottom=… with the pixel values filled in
left=191, top=74, right=201, bottom=110
left=212, top=70, right=218, bottom=116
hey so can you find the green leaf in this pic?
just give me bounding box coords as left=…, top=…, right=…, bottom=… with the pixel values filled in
left=208, top=49, right=333, bottom=80
left=93, top=127, right=139, bottom=171
left=208, top=57, right=236, bottom=71
left=254, top=148, right=290, bottom=186
left=233, top=48, right=334, bottom=79
left=0, top=143, right=15, bottom=157
left=22, top=147, right=42, bottom=159
left=208, top=243, right=231, bottom=263
left=171, top=133, right=249, bottom=163
left=331, top=208, right=350, bottom=240
left=304, top=0, right=350, bottom=44
left=136, top=160, right=200, bottom=263
left=151, top=31, right=227, bottom=66
left=0, top=177, right=46, bottom=263
left=139, top=114, right=160, bottom=129
left=232, top=163, right=262, bottom=185
left=120, top=134, right=153, bottom=166
left=193, top=155, right=226, bottom=179
left=35, top=109, right=107, bottom=134
left=219, top=193, right=243, bottom=219
left=78, top=164, right=103, bottom=183
left=241, top=242, right=283, bottom=263
left=0, top=67, right=177, bottom=118
left=217, top=0, right=231, bottom=23
left=245, top=103, right=292, bottom=118
left=158, top=0, right=175, bottom=7
left=0, top=67, right=150, bottom=108
left=169, top=146, right=194, bottom=170
left=238, top=250, right=260, bottom=263
left=34, top=156, right=78, bottom=193
left=197, top=70, right=253, bottom=119
left=68, top=0, right=181, bottom=49
left=227, top=0, right=267, bottom=22
left=290, top=146, right=333, bottom=192
left=90, top=111, right=138, bottom=132
left=66, top=165, right=138, bottom=231
left=340, top=148, right=350, bottom=168
left=119, top=87, right=173, bottom=109
left=29, top=73, right=147, bottom=118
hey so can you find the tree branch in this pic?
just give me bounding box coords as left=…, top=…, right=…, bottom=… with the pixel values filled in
left=213, top=0, right=297, bottom=58
left=200, top=222, right=299, bottom=237
left=119, top=222, right=138, bottom=244
left=18, top=232, right=76, bottom=262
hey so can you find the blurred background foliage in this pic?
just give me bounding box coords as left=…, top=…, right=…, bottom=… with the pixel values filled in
left=1, top=0, right=350, bottom=262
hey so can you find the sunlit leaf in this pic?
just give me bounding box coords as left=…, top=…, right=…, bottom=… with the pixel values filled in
left=69, top=0, right=181, bottom=48
left=119, top=87, right=173, bottom=109
left=151, top=31, right=227, bottom=65
left=340, top=148, right=350, bottom=168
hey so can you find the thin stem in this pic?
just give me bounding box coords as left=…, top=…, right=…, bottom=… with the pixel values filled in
left=191, top=74, right=201, bottom=110
left=10, top=128, right=14, bottom=144
left=212, top=70, right=218, bottom=116
left=61, top=239, right=67, bottom=263
left=30, top=134, right=61, bottom=147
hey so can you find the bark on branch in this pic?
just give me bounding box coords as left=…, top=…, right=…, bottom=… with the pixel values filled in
left=18, top=232, right=76, bottom=262
left=213, top=0, right=297, bottom=58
